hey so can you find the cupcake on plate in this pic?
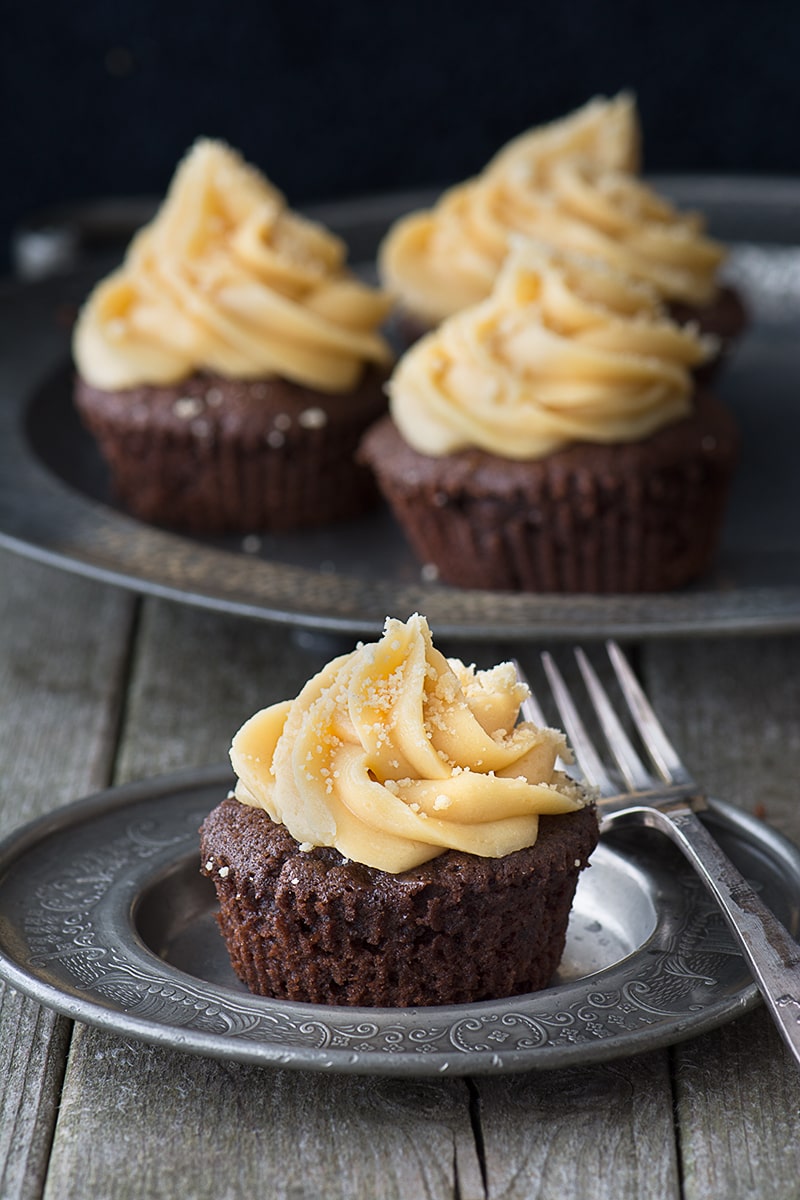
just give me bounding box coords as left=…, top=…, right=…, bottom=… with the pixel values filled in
left=73, top=140, right=393, bottom=533
left=379, top=95, right=746, bottom=365
left=361, top=242, right=739, bottom=593
left=200, top=613, right=598, bottom=1007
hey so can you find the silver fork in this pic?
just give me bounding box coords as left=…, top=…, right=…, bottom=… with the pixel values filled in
left=515, top=641, right=800, bottom=1068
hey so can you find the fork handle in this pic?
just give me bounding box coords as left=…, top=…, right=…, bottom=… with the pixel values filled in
left=641, top=803, right=800, bottom=1066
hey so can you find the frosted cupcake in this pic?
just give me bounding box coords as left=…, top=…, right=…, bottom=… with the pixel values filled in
left=361, top=243, right=739, bottom=593
left=73, top=140, right=393, bottom=533
left=379, top=95, right=745, bottom=362
left=200, top=614, right=598, bottom=1006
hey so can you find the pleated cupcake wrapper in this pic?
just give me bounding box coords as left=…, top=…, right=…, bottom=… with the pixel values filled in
left=77, top=407, right=379, bottom=534
left=207, top=856, right=586, bottom=1007
left=380, top=454, right=735, bottom=594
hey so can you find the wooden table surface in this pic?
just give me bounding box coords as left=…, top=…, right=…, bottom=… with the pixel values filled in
left=1, top=544, right=800, bottom=1200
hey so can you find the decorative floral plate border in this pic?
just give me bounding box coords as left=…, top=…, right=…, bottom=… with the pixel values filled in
left=0, top=766, right=797, bottom=1075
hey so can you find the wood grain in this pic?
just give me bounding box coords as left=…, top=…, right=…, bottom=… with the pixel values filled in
left=0, top=987, right=70, bottom=1200
left=475, top=1053, right=679, bottom=1200
left=642, top=637, right=800, bottom=1200
left=674, top=1009, right=800, bottom=1200
left=641, top=636, right=800, bottom=841
left=114, top=597, right=334, bottom=784
left=0, top=552, right=135, bottom=832
left=0, top=551, right=135, bottom=1200
left=48, top=1028, right=483, bottom=1200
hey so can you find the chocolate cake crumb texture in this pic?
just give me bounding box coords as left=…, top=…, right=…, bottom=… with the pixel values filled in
left=200, top=795, right=599, bottom=1008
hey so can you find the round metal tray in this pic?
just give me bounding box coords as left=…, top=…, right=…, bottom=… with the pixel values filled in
left=2, top=177, right=800, bottom=640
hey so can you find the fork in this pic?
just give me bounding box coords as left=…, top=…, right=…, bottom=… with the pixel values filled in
left=515, top=641, right=800, bottom=1068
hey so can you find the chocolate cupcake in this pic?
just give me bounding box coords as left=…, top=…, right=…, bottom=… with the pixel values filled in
left=74, top=366, right=387, bottom=533
left=361, top=244, right=739, bottom=593
left=379, top=94, right=745, bottom=368
left=200, top=614, right=598, bottom=1007
left=201, top=795, right=598, bottom=1007
left=73, top=140, right=393, bottom=533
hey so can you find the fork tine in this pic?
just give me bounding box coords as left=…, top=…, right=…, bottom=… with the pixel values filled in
left=511, top=658, right=549, bottom=728
left=513, top=659, right=575, bottom=779
left=541, top=652, right=616, bottom=795
left=574, top=648, right=652, bottom=791
left=606, top=641, right=694, bottom=787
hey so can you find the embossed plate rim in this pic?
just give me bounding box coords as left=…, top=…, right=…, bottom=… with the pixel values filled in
left=0, top=764, right=798, bottom=1075
left=2, top=176, right=800, bottom=640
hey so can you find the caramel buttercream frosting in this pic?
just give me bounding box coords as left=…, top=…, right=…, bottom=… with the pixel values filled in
left=379, top=94, right=724, bottom=324
left=74, top=139, right=392, bottom=393
left=230, top=614, right=586, bottom=873
left=484, top=91, right=640, bottom=179
left=386, top=243, right=714, bottom=460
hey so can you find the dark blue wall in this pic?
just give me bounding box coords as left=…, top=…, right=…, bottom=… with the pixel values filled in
left=3, top=0, right=798, bottom=272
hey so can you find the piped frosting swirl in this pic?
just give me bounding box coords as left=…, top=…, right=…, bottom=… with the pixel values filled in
left=230, top=614, right=586, bottom=873
left=380, top=95, right=724, bottom=323
left=387, top=243, right=714, bottom=460
left=74, top=140, right=392, bottom=393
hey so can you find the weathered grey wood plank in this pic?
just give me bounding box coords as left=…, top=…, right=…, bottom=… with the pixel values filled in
left=48, top=1027, right=483, bottom=1200
left=0, top=552, right=136, bottom=832
left=45, top=598, right=481, bottom=1200
left=113, top=597, right=335, bottom=783
left=675, top=1009, right=800, bottom=1200
left=475, top=1053, right=679, bottom=1200
left=0, top=987, right=71, bottom=1200
left=642, top=636, right=800, bottom=841
left=642, top=637, right=800, bottom=1200
left=0, top=550, right=136, bottom=1200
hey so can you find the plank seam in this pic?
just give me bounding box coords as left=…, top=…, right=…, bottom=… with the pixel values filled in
left=104, top=596, right=144, bottom=786
left=669, top=1044, right=688, bottom=1200
left=466, top=1077, right=488, bottom=1199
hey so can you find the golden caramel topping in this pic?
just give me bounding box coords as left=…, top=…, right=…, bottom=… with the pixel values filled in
left=74, top=140, right=392, bottom=392
left=387, top=243, right=714, bottom=459
left=231, top=614, right=586, bottom=873
left=380, top=95, right=724, bottom=323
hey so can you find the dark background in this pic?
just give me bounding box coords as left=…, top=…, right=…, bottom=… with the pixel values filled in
left=3, top=0, right=799, bottom=274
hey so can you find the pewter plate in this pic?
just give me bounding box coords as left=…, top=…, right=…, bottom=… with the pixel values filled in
left=2, top=177, right=800, bottom=640
left=0, top=764, right=798, bottom=1075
